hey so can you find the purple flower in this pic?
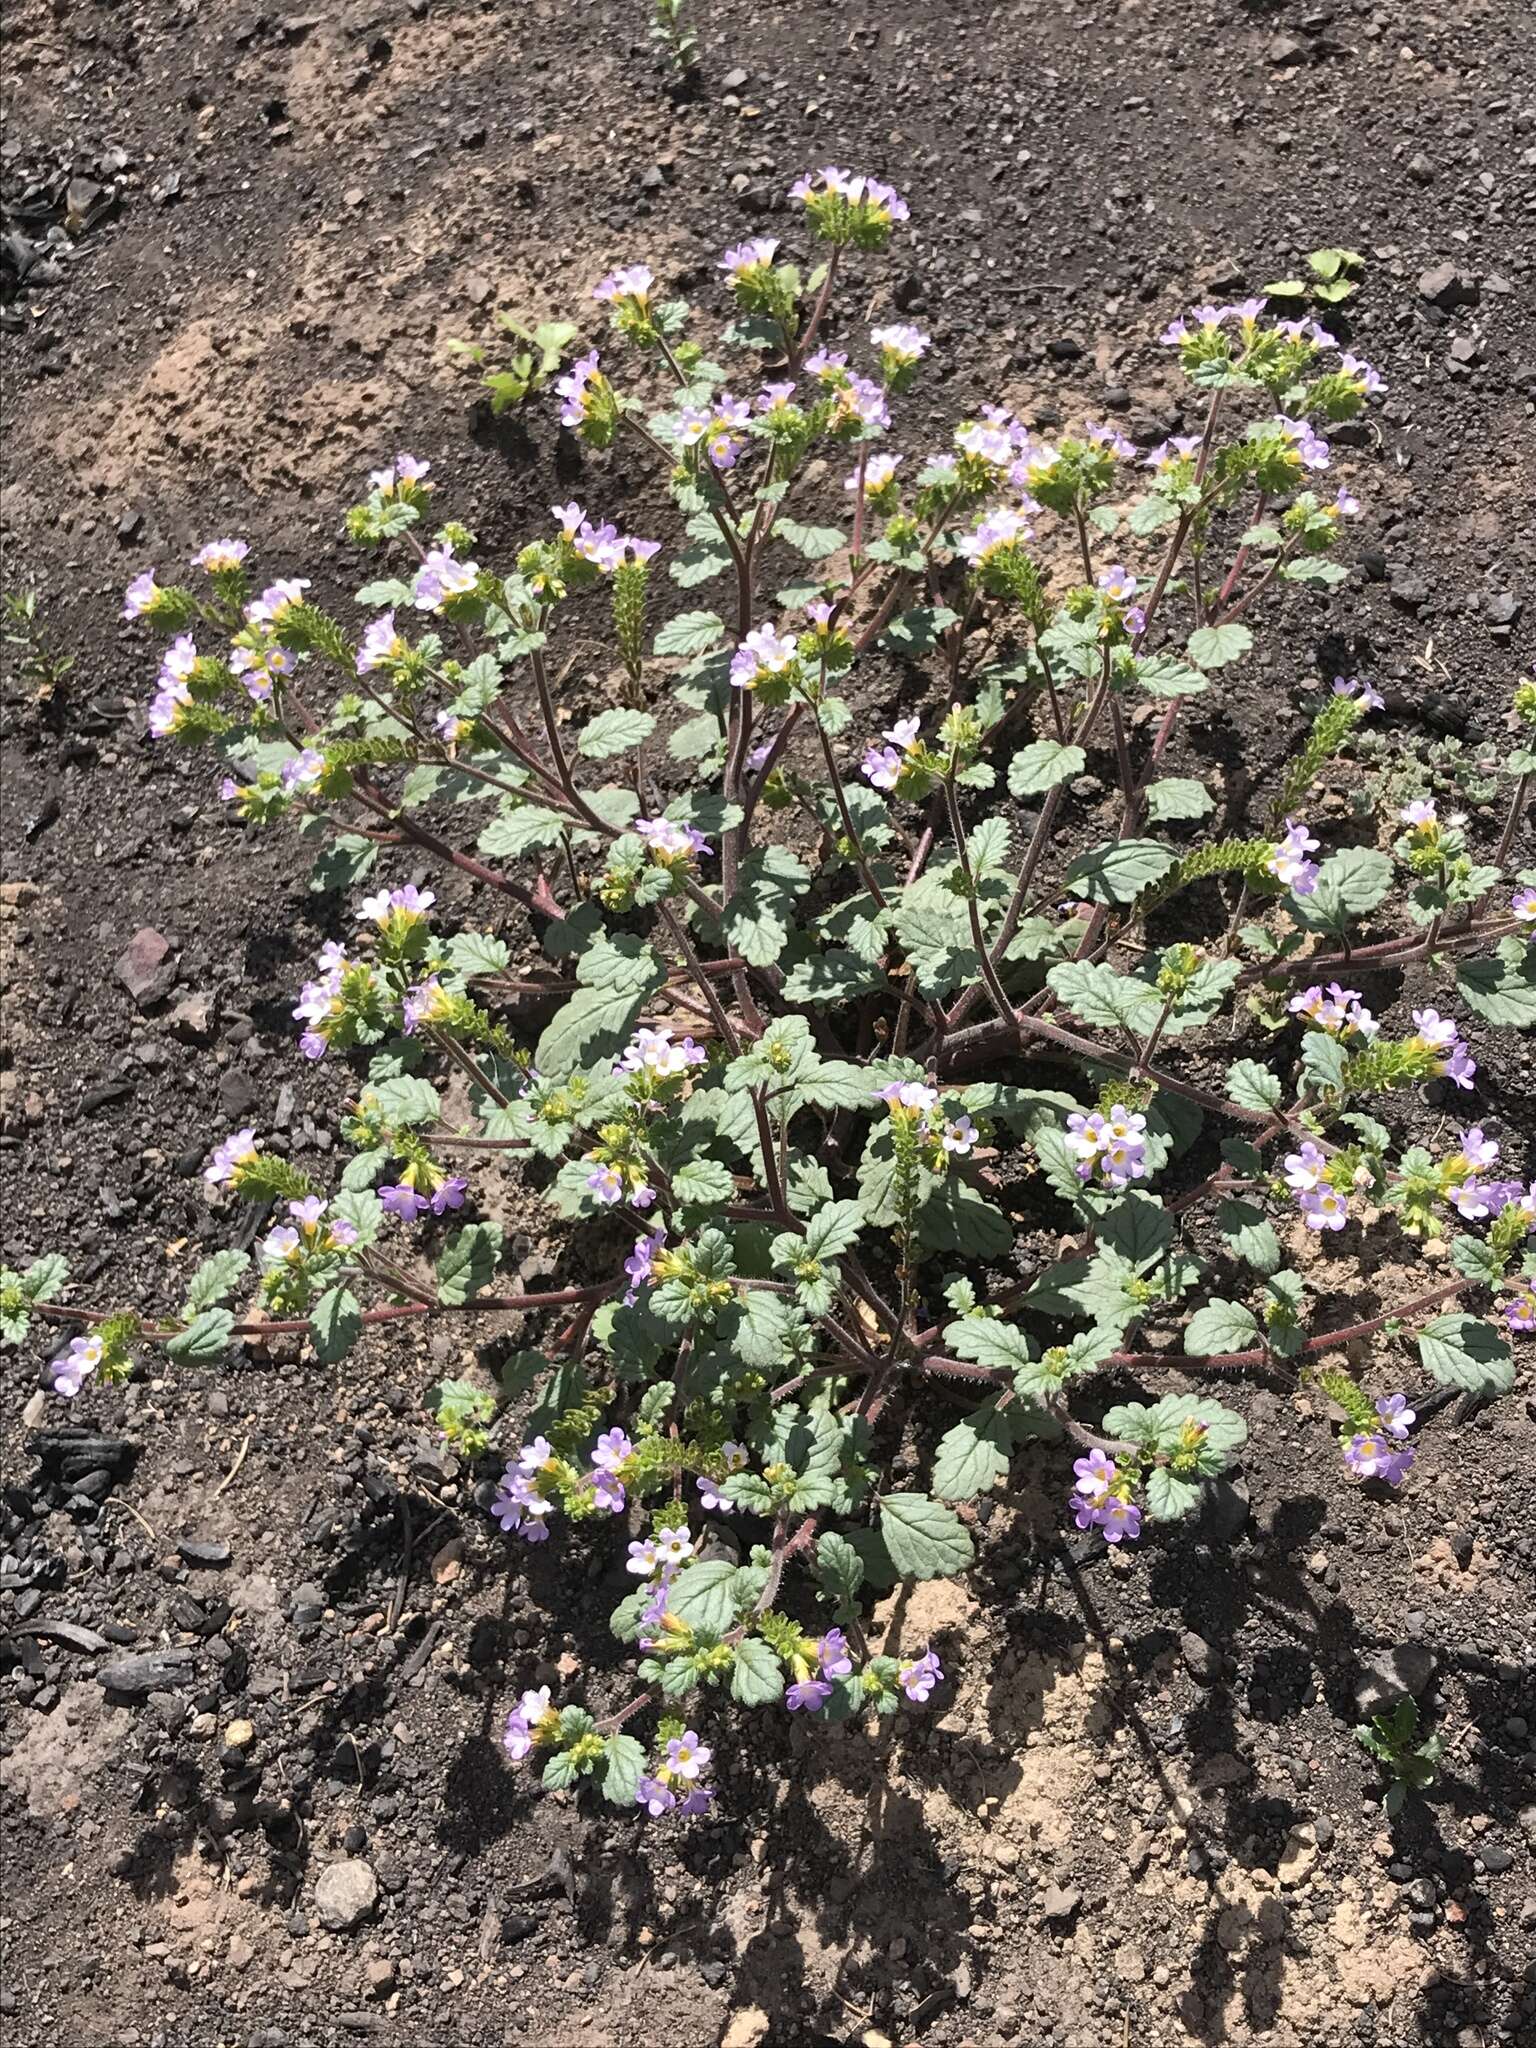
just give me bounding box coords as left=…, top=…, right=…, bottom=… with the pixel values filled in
left=870, top=322, right=929, bottom=364
left=591, top=1428, right=633, bottom=1474
left=122, top=570, right=162, bottom=619
left=587, top=1164, right=624, bottom=1205
left=861, top=743, right=902, bottom=791
left=846, top=451, right=902, bottom=494
left=941, top=1115, right=977, bottom=1156
left=358, top=884, right=435, bottom=924
left=259, top=1224, right=301, bottom=1267
left=1339, top=352, right=1385, bottom=396
left=1459, top=1126, right=1499, bottom=1171
left=1400, top=799, right=1438, bottom=829
left=633, top=816, right=711, bottom=861
left=874, top=1078, right=938, bottom=1112
left=636, top=1775, right=676, bottom=1816
left=593, top=263, right=654, bottom=304
left=430, top=1177, right=468, bottom=1215
left=730, top=624, right=798, bottom=693
left=1512, top=886, right=1536, bottom=925
left=616, top=1025, right=708, bottom=1081
left=1084, top=420, right=1137, bottom=460
left=1276, top=416, right=1331, bottom=471
left=1298, top=1186, right=1350, bottom=1232
left=502, top=1685, right=552, bottom=1760
left=245, top=578, right=310, bottom=626
left=1375, top=1394, right=1415, bottom=1440
left=1343, top=1431, right=1414, bottom=1486
left=817, top=1629, right=853, bottom=1680
left=369, top=452, right=432, bottom=494
left=1266, top=817, right=1321, bottom=897
left=664, top=1731, right=711, bottom=1780
left=1503, top=1289, right=1535, bottom=1334
left=1072, top=1449, right=1115, bottom=1500
left=1284, top=1141, right=1329, bottom=1192
left=51, top=1332, right=104, bottom=1399
left=720, top=236, right=779, bottom=275
left=358, top=611, right=404, bottom=673
left=786, top=1677, right=833, bottom=1713
left=592, top=1471, right=626, bottom=1513
left=412, top=544, right=478, bottom=613
left=1097, top=564, right=1138, bottom=602
left=281, top=748, right=325, bottom=793
left=379, top=1182, right=431, bottom=1221
left=1143, top=434, right=1202, bottom=470
left=1331, top=674, right=1383, bottom=711
left=192, top=539, right=249, bottom=571
left=556, top=349, right=603, bottom=429
left=623, top=1228, right=665, bottom=1304
left=1064, top=1105, right=1148, bottom=1190
left=205, top=1127, right=260, bottom=1187
left=491, top=1468, right=552, bottom=1543
left=1096, top=1496, right=1143, bottom=1544
left=898, top=1649, right=943, bottom=1702
left=956, top=504, right=1033, bottom=564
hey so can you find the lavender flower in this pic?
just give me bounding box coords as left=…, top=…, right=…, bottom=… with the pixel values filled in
left=956, top=504, right=1033, bottom=565
left=1097, top=565, right=1138, bottom=602
left=431, top=1177, right=468, bottom=1215
left=593, top=263, right=654, bottom=305
left=1342, top=1431, right=1414, bottom=1486
left=1330, top=674, right=1383, bottom=711
left=1375, top=1394, right=1415, bottom=1440
left=729, top=624, right=799, bottom=692
left=696, top=1442, right=748, bottom=1512
left=897, top=1649, right=943, bottom=1702
left=720, top=236, right=779, bottom=276
left=1458, top=1126, right=1499, bottom=1170
left=379, top=1182, right=431, bottom=1221
left=846, top=451, right=902, bottom=494
left=664, top=1731, right=711, bottom=1780
left=1503, top=1288, right=1535, bottom=1334
left=1512, top=886, right=1536, bottom=925
left=1143, top=435, right=1202, bottom=471
left=491, top=1467, right=552, bottom=1543
left=358, top=884, right=435, bottom=925
left=1072, top=1449, right=1115, bottom=1499
left=587, top=1164, right=624, bottom=1205
left=786, top=1677, right=833, bottom=1712
left=622, top=1229, right=665, bottom=1304
left=281, top=748, right=325, bottom=793
left=192, top=539, right=250, bottom=572
left=1339, top=352, right=1385, bottom=396
left=1283, top=1141, right=1329, bottom=1192
left=1399, top=798, right=1438, bottom=829
left=616, top=1025, right=708, bottom=1081
left=1096, top=1496, right=1143, bottom=1544
left=122, top=570, right=162, bottom=619
left=358, top=611, right=405, bottom=673
left=1084, top=421, right=1137, bottom=461
left=1064, top=1105, right=1148, bottom=1189
left=1298, top=1185, right=1350, bottom=1231
left=412, top=544, right=478, bottom=612
left=941, top=1114, right=977, bottom=1156
left=369, top=452, right=432, bottom=494
left=1276, top=417, right=1331, bottom=471
left=556, top=350, right=603, bottom=429
left=591, top=1428, right=633, bottom=1474
left=636, top=1775, right=677, bottom=1816
left=502, top=1686, right=552, bottom=1760
left=634, top=816, right=711, bottom=861
left=1265, top=817, right=1321, bottom=897
left=205, top=1127, right=261, bottom=1187
left=861, top=744, right=902, bottom=791
left=51, top=1332, right=104, bottom=1399
left=873, top=1078, right=938, bottom=1113
left=245, top=578, right=310, bottom=627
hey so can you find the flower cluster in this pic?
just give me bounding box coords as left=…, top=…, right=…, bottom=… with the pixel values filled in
left=1342, top=1394, right=1416, bottom=1487
left=1069, top=1450, right=1143, bottom=1543
left=1065, top=1106, right=1150, bottom=1191
left=1265, top=817, right=1321, bottom=897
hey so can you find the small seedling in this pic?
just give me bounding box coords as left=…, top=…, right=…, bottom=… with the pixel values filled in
left=2, top=587, right=75, bottom=709
left=1356, top=1698, right=1445, bottom=1815
left=651, top=0, right=698, bottom=73
left=446, top=315, right=580, bottom=415
left=1264, top=246, right=1366, bottom=309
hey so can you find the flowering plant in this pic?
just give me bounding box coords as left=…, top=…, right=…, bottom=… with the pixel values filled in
left=6, top=170, right=1532, bottom=1818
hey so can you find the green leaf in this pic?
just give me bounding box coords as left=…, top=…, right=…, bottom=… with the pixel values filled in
left=577, top=708, right=656, bottom=759
left=167, top=1308, right=234, bottom=1365
left=1145, top=1467, right=1204, bottom=1522
left=774, top=518, right=845, bottom=561
left=881, top=605, right=960, bottom=658
left=435, top=1222, right=504, bottom=1306
left=698, top=845, right=811, bottom=968
left=1215, top=1199, right=1282, bottom=1275
left=944, top=1316, right=1035, bottom=1373
left=1226, top=1058, right=1282, bottom=1112
left=932, top=1399, right=1014, bottom=1501
left=781, top=950, right=887, bottom=1004
left=1008, top=740, right=1085, bottom=798
left=601, top=1732, right=647, bottom=1807
left=330, top=1186, right=383, bottom=1247
left=654, top=609, right=724, bottom=658
left=672, top=1157, right=735, bottom=1208
left=801, top=1200, right=864, bottom=1261
left=446, top=931, right=511, bottom=978
left=478, top=804, right=574, bottom=859
left=879, top=1494, right=975, bottom=1579
left=541, top=1750, right=580, bottom=1791
left=730, top=1638, right=785, bottom=1707
left=369, top=1075, right=441, bottom=1126
left=1187, top=623, right=1254, bottom=670
left=667, top=1558, right=746, bottom=1633
left=1417, top=1314, right=1514, bottom=1397
left=1046, top=960, right=1162, bottom=1034
left=20, top=1254, right=69, bottom=1303
left=1292, top=847, right=1393, bottom=932
left=812, top=1531, right=866, bottom=1615
left=182, top=1249, right=250, bottom=1314
left=310, top=1285, right=363, bottom=1364
left=1134, top=654, right=1210, bottom=698
left=1456, top=940, right=1536, bottom=1028
left=1144, top=777, right=1214, bottom=824
left=535, top=937, right=665, bottom=1074
left=1184, top=1299, right=1261, bottom=1356
left=1097, top=1193, right=1174, bottom=1267
left=1064, top=838, right=1176, bottom=906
